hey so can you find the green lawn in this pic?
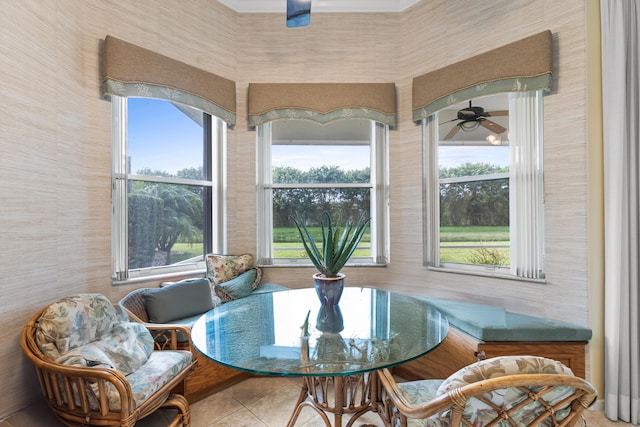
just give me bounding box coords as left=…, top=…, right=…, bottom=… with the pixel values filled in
left=168, top=225, right=509, bottom=265
left=439, top=226, right=510, bottom=265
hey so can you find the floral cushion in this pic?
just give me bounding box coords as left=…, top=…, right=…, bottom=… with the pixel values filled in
left=206, top=253, right=254, bottom=285
left=214, top=268, right=262, bottom=302
left=77, top=350, right=193, bottom=411
left=434, top=356, right=576, bottom=427
left=34, top=293, right=193, bottom=412
left=56, top=322, right=154, bottom=375
left=35, top=293, right=129, bottom=359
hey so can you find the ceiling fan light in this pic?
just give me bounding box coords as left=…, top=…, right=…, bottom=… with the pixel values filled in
left=486, top=133, right=502, bottom=145
left=459, top=121, right=480, bottom=131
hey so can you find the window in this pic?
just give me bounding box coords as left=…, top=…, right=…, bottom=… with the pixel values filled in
left=112, top=97, right=225, bottom=281
left=257, top=119, right=389, bottom=266
left=424, top=92, right=544, bottom=280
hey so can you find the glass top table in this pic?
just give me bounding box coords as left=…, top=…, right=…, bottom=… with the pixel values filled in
left=192, top=287, right=449, bottom=427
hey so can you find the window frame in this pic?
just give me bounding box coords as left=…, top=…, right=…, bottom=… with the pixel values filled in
left=423, top=91, right=545, bottom=281
left=256, top=119, right=390, bottom=267
left=111, top=96, right=226, bottom=283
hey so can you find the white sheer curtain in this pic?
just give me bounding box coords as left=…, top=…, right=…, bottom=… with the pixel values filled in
left=601, top=0, right=640, bottom=423
left=509, top=91, right=545, bottom=279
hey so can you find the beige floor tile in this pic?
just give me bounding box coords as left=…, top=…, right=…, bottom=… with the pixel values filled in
left=206, top=406, right=267, bottom=427
left=245, top=382, right=310, bottom=426
left=226, top=375, right=301, bottom=405
left=190, top=390, right=245, bottom=426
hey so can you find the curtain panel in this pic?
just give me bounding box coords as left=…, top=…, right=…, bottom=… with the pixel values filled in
left=412, top=30, right=553, bottom=121
left=601, top=0, right=640, bottom=423
left=247, top=83, right=397, bottom=127
left=101, top=35, right=236, bottom=125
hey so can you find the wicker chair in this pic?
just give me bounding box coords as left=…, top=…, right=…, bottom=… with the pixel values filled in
left=21, top=293, right=195, bottom=427
left=378, top=355, right=597, bottom=427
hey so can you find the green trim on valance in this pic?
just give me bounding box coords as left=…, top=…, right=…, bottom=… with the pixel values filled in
left=102, top=35, right=236, bottom=125
left=412, top=74, right=552, bottom=121
left=248, top=83, right=397, bottom=127
left=102, top=79, right=236, bottom=124
left=248, top=107, right=396, bottom=127
left=412, top=30, right=553, bottom=122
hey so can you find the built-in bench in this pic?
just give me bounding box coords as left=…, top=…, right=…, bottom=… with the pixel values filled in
left=119, top=275, right=288, bottom=402
left=393, top=298, right=592, bottom=380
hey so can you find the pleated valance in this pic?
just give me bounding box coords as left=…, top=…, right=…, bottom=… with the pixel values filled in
left=248, top=83, right=397, bottom=127
left=412, top=30, right=553, bottom=121
left=102, top=35, right=236, bottom=125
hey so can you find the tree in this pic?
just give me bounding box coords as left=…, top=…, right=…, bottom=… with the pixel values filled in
left=128, top=193, right=163, bottom=268
left=130, top=166, right=205, bottom=266
left=439, top=162, right=509, bottom=227
left=140, top=184, right=203, bottom=265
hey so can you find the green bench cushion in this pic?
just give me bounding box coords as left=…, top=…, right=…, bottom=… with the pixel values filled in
left=422, top=297, right=592, bottom=342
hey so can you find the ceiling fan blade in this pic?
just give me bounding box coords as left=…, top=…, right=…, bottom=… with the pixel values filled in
left=287, top=0, right=312, bottom=28
left=487, top=110, right=508, bottom=117
left=443, top=124, right=461, bottom=140
left=479, top=119, right=507, bottom=134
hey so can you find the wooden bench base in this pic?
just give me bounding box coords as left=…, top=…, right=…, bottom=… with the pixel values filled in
left=393, top=326, right=587, bottom=380
left=183, top=348, right=251, bottom=402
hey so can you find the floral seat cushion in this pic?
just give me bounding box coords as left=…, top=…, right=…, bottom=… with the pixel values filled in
left=397, top=380, right=445, bottom=427
left=101, top=350, right=192, bottom=411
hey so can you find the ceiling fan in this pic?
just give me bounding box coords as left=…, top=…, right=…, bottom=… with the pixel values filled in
left=287, top=0, right=312, bottom=27
left=442, top=101, right=508, bottom=141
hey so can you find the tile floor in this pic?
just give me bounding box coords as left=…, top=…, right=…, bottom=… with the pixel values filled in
left=0, top=376, right=624, bottom=427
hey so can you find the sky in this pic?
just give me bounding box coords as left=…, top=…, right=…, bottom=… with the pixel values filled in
left=128, top=98, right=510, bottom=175
left=128, top=98, right=203, bottom=175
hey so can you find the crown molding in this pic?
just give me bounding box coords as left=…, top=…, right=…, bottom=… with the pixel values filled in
left=217, top=0, right=422, bottom=13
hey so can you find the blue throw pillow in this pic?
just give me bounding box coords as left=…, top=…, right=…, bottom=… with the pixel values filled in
left=144, top=278, right=213, bottom=323
left=213, top=268, right=261, bottom=302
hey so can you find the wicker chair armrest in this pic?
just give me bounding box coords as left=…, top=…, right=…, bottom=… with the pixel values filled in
left=144, top=323, right=193, bottom=352
left=379, top=368, right=598, bottom=426
left=118, top=288, right=150, bottom=323
left=378, top=368, right=453, bottom=420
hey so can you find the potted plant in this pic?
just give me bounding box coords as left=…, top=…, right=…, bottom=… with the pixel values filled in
left=293, top=211, right=370, bottom=305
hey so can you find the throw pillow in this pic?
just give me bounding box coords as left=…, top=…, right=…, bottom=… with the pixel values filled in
left=56, top=322, right=154, bottom=375
left=213, top=268, right=262, bottom=302
left=144, top=278, right=213, bottom=323
left=206, top=253, right=254, bottom=284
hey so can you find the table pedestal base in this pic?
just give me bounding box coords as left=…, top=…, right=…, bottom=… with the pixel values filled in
left=287, top=372, right=380, bottom=427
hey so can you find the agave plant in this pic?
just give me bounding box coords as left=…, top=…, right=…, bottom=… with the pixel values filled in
left=293, top=212, right=371, bottom=278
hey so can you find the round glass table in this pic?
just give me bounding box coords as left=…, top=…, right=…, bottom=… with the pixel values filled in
left=191, top=287, right=448, bottom=426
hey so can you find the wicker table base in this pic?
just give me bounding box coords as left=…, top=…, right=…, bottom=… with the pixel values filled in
left=287, top=372, right=381, bottom=427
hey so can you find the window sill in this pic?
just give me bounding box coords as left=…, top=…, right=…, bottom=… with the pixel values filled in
left=258, top=261, right=387, bottom=269
left=427, top=265, right=546, bottom=284
left=112, top=268, right=206, bottom=286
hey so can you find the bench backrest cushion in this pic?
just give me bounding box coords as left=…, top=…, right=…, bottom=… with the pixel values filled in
left=35, top=293, right=129, bottom=359
left=144, top=278, right=213, bottom=323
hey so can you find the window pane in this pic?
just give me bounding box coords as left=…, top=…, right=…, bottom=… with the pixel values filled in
left=272, top=188, right=371, bottom=259
left=272, top=119, right=371, bottom=183
left=439, top=177, right=510, bottom=266
left=128, top=181, right=206, bottom=269
left=128, top=98, right=204, bottom=179
left=273, top=145, right=370, bottom=183
left=438, top=101, right=510, bottom=268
